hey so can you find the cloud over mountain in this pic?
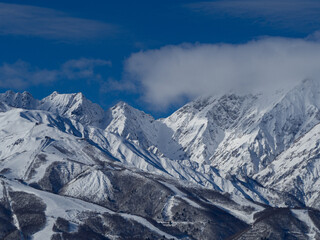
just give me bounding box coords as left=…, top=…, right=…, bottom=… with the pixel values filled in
left=124, top=36, right=320, bottom=109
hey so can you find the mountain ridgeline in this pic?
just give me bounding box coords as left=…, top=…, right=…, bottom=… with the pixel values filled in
left=1, top=79, right=320, bottom=239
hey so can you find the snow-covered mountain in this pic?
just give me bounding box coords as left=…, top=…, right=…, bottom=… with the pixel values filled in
left=1, top=79, right=320, bottom=239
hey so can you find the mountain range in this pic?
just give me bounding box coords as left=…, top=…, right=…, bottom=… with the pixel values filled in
left=1, top=79, right=320, bottom=239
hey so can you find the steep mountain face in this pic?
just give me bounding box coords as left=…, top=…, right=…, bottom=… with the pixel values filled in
left=106, top=101, right=185, bottom=160
left=163, top=94, right=258, bottom=166
left=0, top=107, right=256, bottom=240
left=0, top=90, right=106, bottom=127
left=0, top=90, right=38, bottom=109
left=255, top=121, right=320, bottom=209
left=1, top=79, right=320, bottom=239
left=163, top=79, right=320, bottom=177
left=39, top=91, right=106, bottom=126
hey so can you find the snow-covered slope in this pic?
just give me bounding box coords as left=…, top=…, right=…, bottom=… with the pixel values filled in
left=163, top=79, right=320, bottom=177
left=256, top=121, right=320, bottom=209
left=39, top=91, right=106, bottom=126
left=0, top=90, right=38, bottom=109
left=2, top=79, right=320, bottom=239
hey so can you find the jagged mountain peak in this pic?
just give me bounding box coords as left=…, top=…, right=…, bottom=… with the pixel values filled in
left=112, top=100, right=127, bottom=108
left=110, top=100, right=153, bottom=119
left=0, top=90, right=107, bottom=127
left=0, top=90, right=38, bottom=109
left=38, top=91, right=106, bottom=126
left=108, top=100, right=156, bottom=129
left=282, top=78, right=320, bottom=107
left=106, top=100, right=156, bottom=146
left=46, top=90, right=60, bottom=99
left=41, top=91, right=82, bottom=103
left=177, top=79, right=320, bottom=119
left=160, top=79, right=320, bottom=176
left=2, top=80, right=320, bottom=239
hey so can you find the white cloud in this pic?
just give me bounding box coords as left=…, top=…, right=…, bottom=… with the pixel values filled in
left=0, top=58, right=111, bottom=89
left=124, top=37, right=320, bottom=109
left=0, top=3, right=116, bottom=40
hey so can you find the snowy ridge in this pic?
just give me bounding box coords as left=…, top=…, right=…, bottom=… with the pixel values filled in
left=1, top=80, right=320, bottom=208
left=1, top=79, right=320, bottom=239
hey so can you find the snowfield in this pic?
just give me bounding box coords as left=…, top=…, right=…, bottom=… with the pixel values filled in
left=1, top=79, right=320, bottom=239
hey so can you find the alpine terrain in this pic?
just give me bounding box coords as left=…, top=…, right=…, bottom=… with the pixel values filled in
left=1, top=79, right=320, bottom=239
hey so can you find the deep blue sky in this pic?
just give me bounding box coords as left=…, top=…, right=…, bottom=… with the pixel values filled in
left=0, top=0, right=319, bottom=117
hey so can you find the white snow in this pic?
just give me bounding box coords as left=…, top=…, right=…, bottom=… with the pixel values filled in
left=120, top=213, right=177, bottom=240
left=160, top=181, right=204, bottom=209
left=292, top=209, right=320, bottom=239
left=1, top=79, right=320, bottom=227
left=5, top=178, right=178, bottom=240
